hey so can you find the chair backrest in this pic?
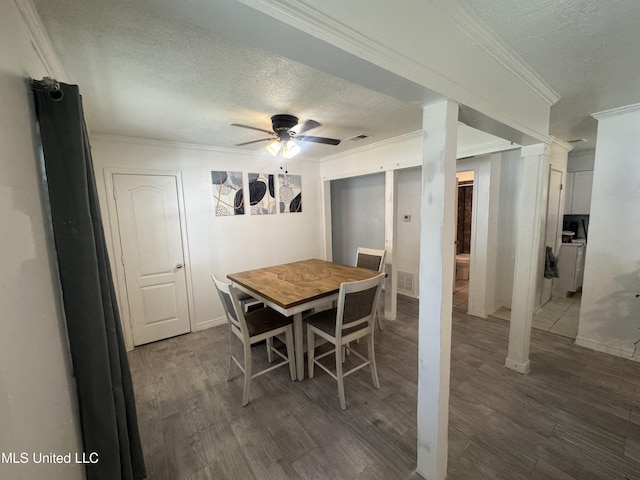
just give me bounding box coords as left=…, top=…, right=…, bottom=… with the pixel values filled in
left=211, top=275, right=248, bottom=338
left=355, top=247, right=386, bottom=273
left=335, top=273, right=385, bottom=337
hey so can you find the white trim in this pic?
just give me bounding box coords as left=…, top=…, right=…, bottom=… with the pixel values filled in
left=432, top=1, right=559, bottom=105
left=243, top=0, right=558, bottom=106
left=321, top=131, right=421, bottom=163
left=91, top=134, right=277, bottom=158
left=384, top=170, right=398, bottom=321
left=549, top=136, right=573, bottom=152
left=239, top=0, right=555, bottom=145
left=195, top=317, right=227, bottom=331
left=457, top=140, right=516, bottom=159
left=592, top=103, right=640, bottom=120
left=575, top=336, right=639, bottom=363
left=14, top=0, right=68, bottom=81
left=323, top=129, right=518, bottom=165
left=91, top=133, right=335, bottom=163
left=321, top=180, right=333, bottom=261
left=504, top=358, right=530, bottom=374
left=521, top=143, right=548, bottom=158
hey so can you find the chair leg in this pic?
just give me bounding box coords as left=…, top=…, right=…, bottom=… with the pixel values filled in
left=226, top=333, right=235, bottom=381
left=376, top=304, right=384, bottom=331
left=336, top=343, right=346, bottom=410
left=241, top=342, right=252, bottom=406
left=266, top=337, right=273, bottom=363
left=367, top=332, right=380, bottom=389
left=307, top=326, right=315, bottom=379
left=284, top=328, right=296, bottom=381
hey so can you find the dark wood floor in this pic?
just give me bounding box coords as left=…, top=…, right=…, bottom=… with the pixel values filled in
left=129, top=296, right=640, bottom=480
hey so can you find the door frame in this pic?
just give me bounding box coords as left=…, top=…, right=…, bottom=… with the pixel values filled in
left=102, top=167, right=195, bottom=350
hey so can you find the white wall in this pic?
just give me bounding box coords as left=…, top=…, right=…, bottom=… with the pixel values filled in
left=496, top=149, right=523, bottom=308
left=330, top=173, right=385, bottom=266
left=396, top=167, right=422, bottom=297
left=577, top=106, right=640, bottom=361
left=0, top=2, right=84, bottom=479
left=457, top=154, right=501, bottom=317
left=567, top=148, right=595, bottom=172
left=323, top=132, right=520, bottom=312
left=91, top=137, right=324, bottom=333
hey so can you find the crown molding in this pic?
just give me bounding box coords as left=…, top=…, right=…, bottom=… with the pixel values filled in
left=14, top=0, right=68, bottom=81
left=549, top=136, right=573, bottom=152
left=321, top=131, right=422, bottom=162
left=592, top=103, right=640, bottom=120
left=457, top=140, right=516, bottom=159
left=432, top=0, right=559, bottom=106
left=90, top=134, right=273, bottom=157
left=240, top=0, right=559, bottom=108
left=89, top=133, right=327, bottom=163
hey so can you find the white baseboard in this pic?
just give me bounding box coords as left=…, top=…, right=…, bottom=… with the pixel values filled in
left=574, top=336, right=639, bottom=362
left=195, top=316, right=226, bottom=331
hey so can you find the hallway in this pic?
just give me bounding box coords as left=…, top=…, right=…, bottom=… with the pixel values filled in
left=493, top=293, right=581, bottom=339
left=454, top=278, right=581, bottom=340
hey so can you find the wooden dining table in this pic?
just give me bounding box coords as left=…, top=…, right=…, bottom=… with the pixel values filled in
left=227, top=258, right=380, bottom=380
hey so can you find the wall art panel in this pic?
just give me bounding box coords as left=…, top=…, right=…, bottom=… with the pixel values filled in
left=279, top=174, right=302, bottom=213
left=248, top=173, right=276, bottom=215
left=212, top=170, right=244, bottom=216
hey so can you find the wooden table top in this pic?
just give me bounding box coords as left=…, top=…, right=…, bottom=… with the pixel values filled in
left=227, top=258, right=380, bottom=310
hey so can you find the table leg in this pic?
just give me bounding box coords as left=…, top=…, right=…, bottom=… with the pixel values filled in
left=294, top=312, right=304, bottom=380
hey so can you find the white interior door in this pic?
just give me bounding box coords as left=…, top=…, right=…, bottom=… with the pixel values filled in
left=540, top=168, right=563, bottom=305
left=113, top=173, right=191, bottom=346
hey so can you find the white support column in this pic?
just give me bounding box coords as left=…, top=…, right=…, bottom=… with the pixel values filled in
left=321, top=180, right=333, bottom=261
left=465, top=154, right=501, bottom=318
left=416, top=99, right=458, bottom=480
left=505, top=143, right=549, bottom=374
left=384, top=170, right=397, bottom=320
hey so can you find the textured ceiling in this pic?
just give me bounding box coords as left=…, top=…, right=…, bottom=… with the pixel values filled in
left=33, top=0, right=639, bottom=158
left=460, top=0, right=640, bottom=150
left=32, top=0, right=426, bottom=160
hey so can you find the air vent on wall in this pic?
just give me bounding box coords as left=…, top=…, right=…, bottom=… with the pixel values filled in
left=347, top=133, right=371, bottom=141
left=397, top=271, right=415, bottom=295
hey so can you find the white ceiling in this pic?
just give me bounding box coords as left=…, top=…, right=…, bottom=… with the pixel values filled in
left=32, top=0, right=640, bottom=158
left=460, top=0, right=640, bottom=150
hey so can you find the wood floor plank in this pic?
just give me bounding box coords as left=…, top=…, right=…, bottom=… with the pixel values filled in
left=128, top=296, right=640, bottom=480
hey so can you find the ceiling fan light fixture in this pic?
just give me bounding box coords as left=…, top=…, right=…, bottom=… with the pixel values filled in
left=266, top=140, right=281, bottom=156
left=281, top=140, right=301, bottom=159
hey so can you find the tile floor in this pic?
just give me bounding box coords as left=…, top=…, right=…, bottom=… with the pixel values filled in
left=453, top=279, right=581, bottom=340
left=452, top=279, right=469, bottom=309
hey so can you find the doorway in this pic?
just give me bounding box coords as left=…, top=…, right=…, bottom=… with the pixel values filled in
left=108, top=172, right=192, bottom=347
left=453, top=171, right=474, bottom=310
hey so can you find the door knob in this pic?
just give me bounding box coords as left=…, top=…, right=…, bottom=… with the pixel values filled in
left=176, top=263, right=183, bottom=269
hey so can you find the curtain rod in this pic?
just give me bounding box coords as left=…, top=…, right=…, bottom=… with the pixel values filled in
left=31, top=76, right=64, bottom=100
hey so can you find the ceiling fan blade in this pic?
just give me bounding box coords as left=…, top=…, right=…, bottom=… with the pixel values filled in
left=231, top=123, right=274, bottom=135
left=297, top=135, right=341, bottom=145
left=235, top=138, right=273, bottom=146
left=294, top=119, right=321, bottom=135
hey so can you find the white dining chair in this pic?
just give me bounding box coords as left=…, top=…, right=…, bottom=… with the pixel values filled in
left=212, top=275, right=295, bottom=406
left=355, top=247, right=386, bottom=330
left=305, top=273, right=385, bottom=410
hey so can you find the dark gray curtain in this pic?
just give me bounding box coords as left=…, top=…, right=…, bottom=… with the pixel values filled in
left=32, top=80, right=146, bottom=480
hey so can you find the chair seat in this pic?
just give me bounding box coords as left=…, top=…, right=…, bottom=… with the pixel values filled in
left=305, top=308, right=367, bottom=337
left=245, top=307, right=292, bottom=337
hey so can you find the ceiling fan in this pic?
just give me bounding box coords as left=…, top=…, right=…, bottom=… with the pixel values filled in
left=232, top=114, right=341, bottom=158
